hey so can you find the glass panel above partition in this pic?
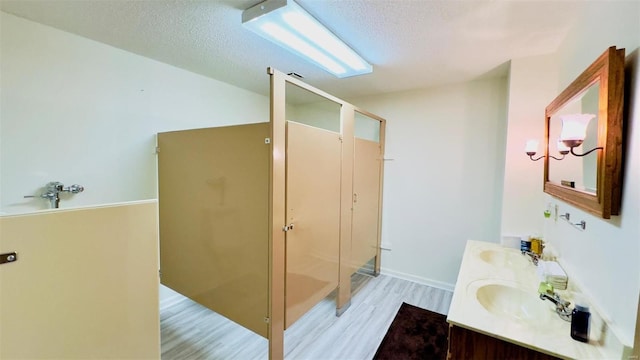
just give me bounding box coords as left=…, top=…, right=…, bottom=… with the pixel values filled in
left=285, top=82, right=341, bottom=132
left=355, top=111, right=380, bottom=142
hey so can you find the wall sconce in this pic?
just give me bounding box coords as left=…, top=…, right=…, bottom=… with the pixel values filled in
left=242, top=0, right=372, bottom=78
left=525, top=113, right=602, bottom=161
left=525, top=139, right=569, bottom=161
left=559, top=114, right=602, bottom=156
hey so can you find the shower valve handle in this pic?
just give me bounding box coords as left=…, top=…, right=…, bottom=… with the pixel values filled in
left=64, top=184, right=84, bottom=194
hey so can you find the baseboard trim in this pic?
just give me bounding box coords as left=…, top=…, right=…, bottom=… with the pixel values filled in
left=380, top=267, right=455, bottom=293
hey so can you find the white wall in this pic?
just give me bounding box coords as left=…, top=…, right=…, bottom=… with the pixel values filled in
left=351, top=78, right=508, bottom=290
left=501, top=54, right=558, bottom=237
left=503, top=1, right=640, bottom=347
left=0, top=12, right=269, bottom=214
left=546, top=2, right=640, bottom=347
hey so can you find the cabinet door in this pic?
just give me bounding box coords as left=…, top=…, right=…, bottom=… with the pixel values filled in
left=448, top=325, right=561, bottom=360
left=285, top=121, right=341, bottom=328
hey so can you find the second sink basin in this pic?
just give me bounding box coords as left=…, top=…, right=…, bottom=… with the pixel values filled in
left=478, top=249, right=529, bottom=268
left=475, top=283, right=554, bottom=323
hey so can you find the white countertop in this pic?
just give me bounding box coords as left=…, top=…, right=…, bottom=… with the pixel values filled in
left=447, top=240, right=606, bottom=359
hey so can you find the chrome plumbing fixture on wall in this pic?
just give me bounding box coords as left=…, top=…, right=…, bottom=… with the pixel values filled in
left=24, top=181, right=85, bottom=208
left=559, top=212, right=586, bottom=231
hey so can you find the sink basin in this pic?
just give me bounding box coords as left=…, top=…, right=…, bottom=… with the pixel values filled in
left=475, top=284, right=553, bottom=323
left=478, top=249, right=528, bottom=268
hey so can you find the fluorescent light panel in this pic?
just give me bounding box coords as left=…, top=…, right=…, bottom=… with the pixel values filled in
left=242, top=0, right=372, bottom=78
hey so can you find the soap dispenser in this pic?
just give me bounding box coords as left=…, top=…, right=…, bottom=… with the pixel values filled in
left=571, top=298, right=590, bottom=342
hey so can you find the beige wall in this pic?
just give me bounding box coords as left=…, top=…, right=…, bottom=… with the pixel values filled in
left=0, top=201, right=160, bottom=359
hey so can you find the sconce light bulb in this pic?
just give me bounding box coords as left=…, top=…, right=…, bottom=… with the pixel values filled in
left=559, top=113, right=595, bottom=146
left=557, top=139, right=570, bottom=155
left=525, top=139, right=539, bottom=154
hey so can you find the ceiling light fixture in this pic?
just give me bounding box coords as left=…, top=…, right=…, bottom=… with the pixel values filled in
left=242, top=0, right=372, bottom=78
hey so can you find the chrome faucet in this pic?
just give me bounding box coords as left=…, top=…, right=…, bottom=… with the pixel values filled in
left=522, top=250, right=540, bottom=266
left=538, top=282, right=572, bottom=321
left=25, top=181, right=85, bottom=208
left=41, top=182, right=64, bottom=208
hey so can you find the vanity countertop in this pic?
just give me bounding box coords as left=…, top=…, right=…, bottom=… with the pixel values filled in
left=447, top=240, right=606, bottom=359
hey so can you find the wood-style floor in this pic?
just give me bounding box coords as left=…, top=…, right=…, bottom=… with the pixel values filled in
left=160, top=273, right=453, bottom=360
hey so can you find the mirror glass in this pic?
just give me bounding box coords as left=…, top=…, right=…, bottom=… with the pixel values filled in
left=543, top=46, right=624, bottom=219
left=548, top=81, right=599, bottom=193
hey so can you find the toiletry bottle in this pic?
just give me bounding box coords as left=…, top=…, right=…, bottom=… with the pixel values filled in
left=531, top=236, right=543, bottom=255
left=520, top=236, right=531, bottom=253
left=571, top=302, right=590, bottom=342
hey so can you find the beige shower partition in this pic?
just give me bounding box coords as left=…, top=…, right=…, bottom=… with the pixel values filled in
left=157, top=123, right=271, bottom=338
left=351, top=138, right=383, bottom=274
left=0, top=201, right=160, bottom=359
left=156, top=69, right=387, bottom=359
left=268, top=69, right=387, bottom=359
left=285, top=121, right=341, bottom=328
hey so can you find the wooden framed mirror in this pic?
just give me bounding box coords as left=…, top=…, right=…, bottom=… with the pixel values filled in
left=544, top=46, right=625, bottom=219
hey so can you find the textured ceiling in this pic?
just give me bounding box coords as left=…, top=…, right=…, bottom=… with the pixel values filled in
left=0, top=0, right=587, bottom=99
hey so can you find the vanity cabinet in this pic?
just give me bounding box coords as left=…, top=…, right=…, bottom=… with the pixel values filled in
left=448, top=241, right=609, bottom=359
left=448, top=325, right=561, bottom=360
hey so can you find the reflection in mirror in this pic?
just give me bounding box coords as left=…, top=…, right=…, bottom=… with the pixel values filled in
left=542, top=46, right=624, bottom=219
left=548, top=82, right=599, bottom=193
left=581, top=85, right=599, bottom=192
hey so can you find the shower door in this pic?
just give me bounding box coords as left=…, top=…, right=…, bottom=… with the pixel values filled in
left=285, top=121, right=341, bottom=328
left=351, top=137, right=382, bottom=274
